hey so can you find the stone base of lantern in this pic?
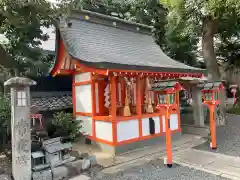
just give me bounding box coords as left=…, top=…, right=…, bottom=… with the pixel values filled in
left=94, top=131, right=181, bottom=155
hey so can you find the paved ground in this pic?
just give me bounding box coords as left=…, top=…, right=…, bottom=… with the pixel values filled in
left=81, top=159, right=230, bottom=180
left=194, top=114, right=240, bottom=157
left=173, top=148, right=240, bottom=179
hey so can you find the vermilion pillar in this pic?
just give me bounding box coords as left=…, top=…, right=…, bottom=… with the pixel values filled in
left=209, top=105, right=217, bottom=149
left=165, top=106, right=172, bottom=167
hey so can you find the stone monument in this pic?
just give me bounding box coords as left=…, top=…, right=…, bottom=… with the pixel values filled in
left=4, top=77, right=36, bottom=180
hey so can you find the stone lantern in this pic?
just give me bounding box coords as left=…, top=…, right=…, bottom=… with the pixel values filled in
left=4, top=77, right=36, bottom=180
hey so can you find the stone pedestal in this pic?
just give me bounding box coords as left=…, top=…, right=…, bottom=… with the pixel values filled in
left=192, top=86, right=204, bottom=127
left=4, top=77, right=36, bottom=180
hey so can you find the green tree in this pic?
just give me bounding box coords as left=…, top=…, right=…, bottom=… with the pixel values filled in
left=160, top=0, right=240, bottom=80
left=160, top=0, right=240, bottom=125
left=0, top=0, right=55, bottom=76
left=52, top=111, right=82, bottom=140
left=0, top=93, right=11, bottom=150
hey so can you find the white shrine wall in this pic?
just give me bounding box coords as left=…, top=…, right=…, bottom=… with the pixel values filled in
left=142, top=116, right=161, bottom=136
left=76, top=116, right=92, bottom=136
left=74, top=72, right=92, bottom=113
left=162, top=114, right=179, bottom=132
left=75, top=72, right=91, bottom=82
left=75, top=85, right=92, bottom=113
left=95, top=121, right=113, bottom=142
left=117, top=119, right=139, bottom=142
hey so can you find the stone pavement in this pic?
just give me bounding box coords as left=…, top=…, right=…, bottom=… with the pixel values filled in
left=195, top=114, right=240, bottom=157
left=173, top=148, right=240, bottom=180
left=71, top=147, right=240, bottom=180
left=73, top=134, right=206, bottom=168
left=72, top=159, right=231, bottom=180
left=72, top=114, right=240, bottom=180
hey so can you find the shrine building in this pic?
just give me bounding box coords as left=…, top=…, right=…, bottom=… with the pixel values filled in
left=50, top=10, right=206, bottom=154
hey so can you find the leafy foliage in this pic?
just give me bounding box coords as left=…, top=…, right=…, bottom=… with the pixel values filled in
left=52, top=111, right=82, bottom=140
left=159, top=0, right=240, bottom=77
left=0, top=93, right=11, bottom=150
left=227, top=100, right=240, bottom=115
left=0, top=93, right=10, bottom=128
left=0, top=0, right=55, bottom=76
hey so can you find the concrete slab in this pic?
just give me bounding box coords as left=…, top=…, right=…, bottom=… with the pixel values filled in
left=173, top=149, right=240, bottom=180
left=70, top=174, right=91, bottom=180
left=224, top=158, right=240, bottom=168
left=174, top=149, right=216, bottom=166
left=221, top=173, right=240, bottom=180
left=204, top=161, right=240, bottom=178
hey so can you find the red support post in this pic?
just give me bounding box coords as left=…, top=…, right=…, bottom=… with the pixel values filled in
left=233, top=92, right=236, bottom=104
left=165, top=106, right=172, bottom=167
left=209, top=105, right=217, bottom=149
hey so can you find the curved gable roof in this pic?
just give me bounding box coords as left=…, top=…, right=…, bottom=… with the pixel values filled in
left=56, top=10, right=204, bottom=74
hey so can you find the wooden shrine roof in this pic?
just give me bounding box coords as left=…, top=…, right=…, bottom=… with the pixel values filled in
left=54, top=10, right=205, bottom=74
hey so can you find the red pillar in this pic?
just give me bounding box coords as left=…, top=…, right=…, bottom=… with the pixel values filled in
left=110, top=76, right=117, bottom=145
left=165, top=106, right=173, bottom=167
left=209, top=105, right=217, bottom=149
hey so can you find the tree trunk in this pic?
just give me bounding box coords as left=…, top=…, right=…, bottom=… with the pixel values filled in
left=202, top=17, right=226, bottom=126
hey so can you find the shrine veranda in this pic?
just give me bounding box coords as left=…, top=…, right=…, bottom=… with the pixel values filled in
left=50, top=10, right=206, bottom=154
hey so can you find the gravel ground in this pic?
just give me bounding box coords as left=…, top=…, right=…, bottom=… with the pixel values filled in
left=194, top=114, right=240, bottom=157
left=83, top=159, right=230, bottom=180
left=0, top=156, right=11, bottom=180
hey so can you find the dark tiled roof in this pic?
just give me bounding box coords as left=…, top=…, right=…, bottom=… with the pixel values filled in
left=31, top=91, right=72, bottom=111
left=151, top=80, right=178, bottom=91
left=57, top=10, right=204, bottom=73
left=198, top=82, right=223, bottom=90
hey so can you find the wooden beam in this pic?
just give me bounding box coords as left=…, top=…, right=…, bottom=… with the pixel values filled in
left=136, top=76, right=142, bottom=137
left=110, top=76, right=117, bottom=145
left=91, top=73, right=96, bottom=138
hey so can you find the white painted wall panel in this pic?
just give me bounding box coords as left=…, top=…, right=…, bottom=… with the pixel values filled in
left=170, top=114, right=178, bottom=130
left=95, top=121, right=113, bottom=142
left=76, top=116, right=92, bottom=136
left=162, top=114, right=179, bottom=132
left=142, top=117, right=160, bottom=136
left=75, top=84, right=92, bottom=112
left=152, top=116, right=161, bottom=134
left=117, top=120, right=139, bottom=142
left=142, top=118, right=150, bottom=136
left=75, top=72, right=91, bottom=82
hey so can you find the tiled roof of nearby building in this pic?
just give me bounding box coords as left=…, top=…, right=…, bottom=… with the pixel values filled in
left=31, top=91, right=72, bottom=111
left=30, top=76, right=72, bottom=111
left=56, top=10, right=204, bottom=73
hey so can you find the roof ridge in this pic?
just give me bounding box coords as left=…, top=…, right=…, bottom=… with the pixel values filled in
left=68, top=9, right=153, bottom=35
left=71, top=9, right=153, bottom=29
